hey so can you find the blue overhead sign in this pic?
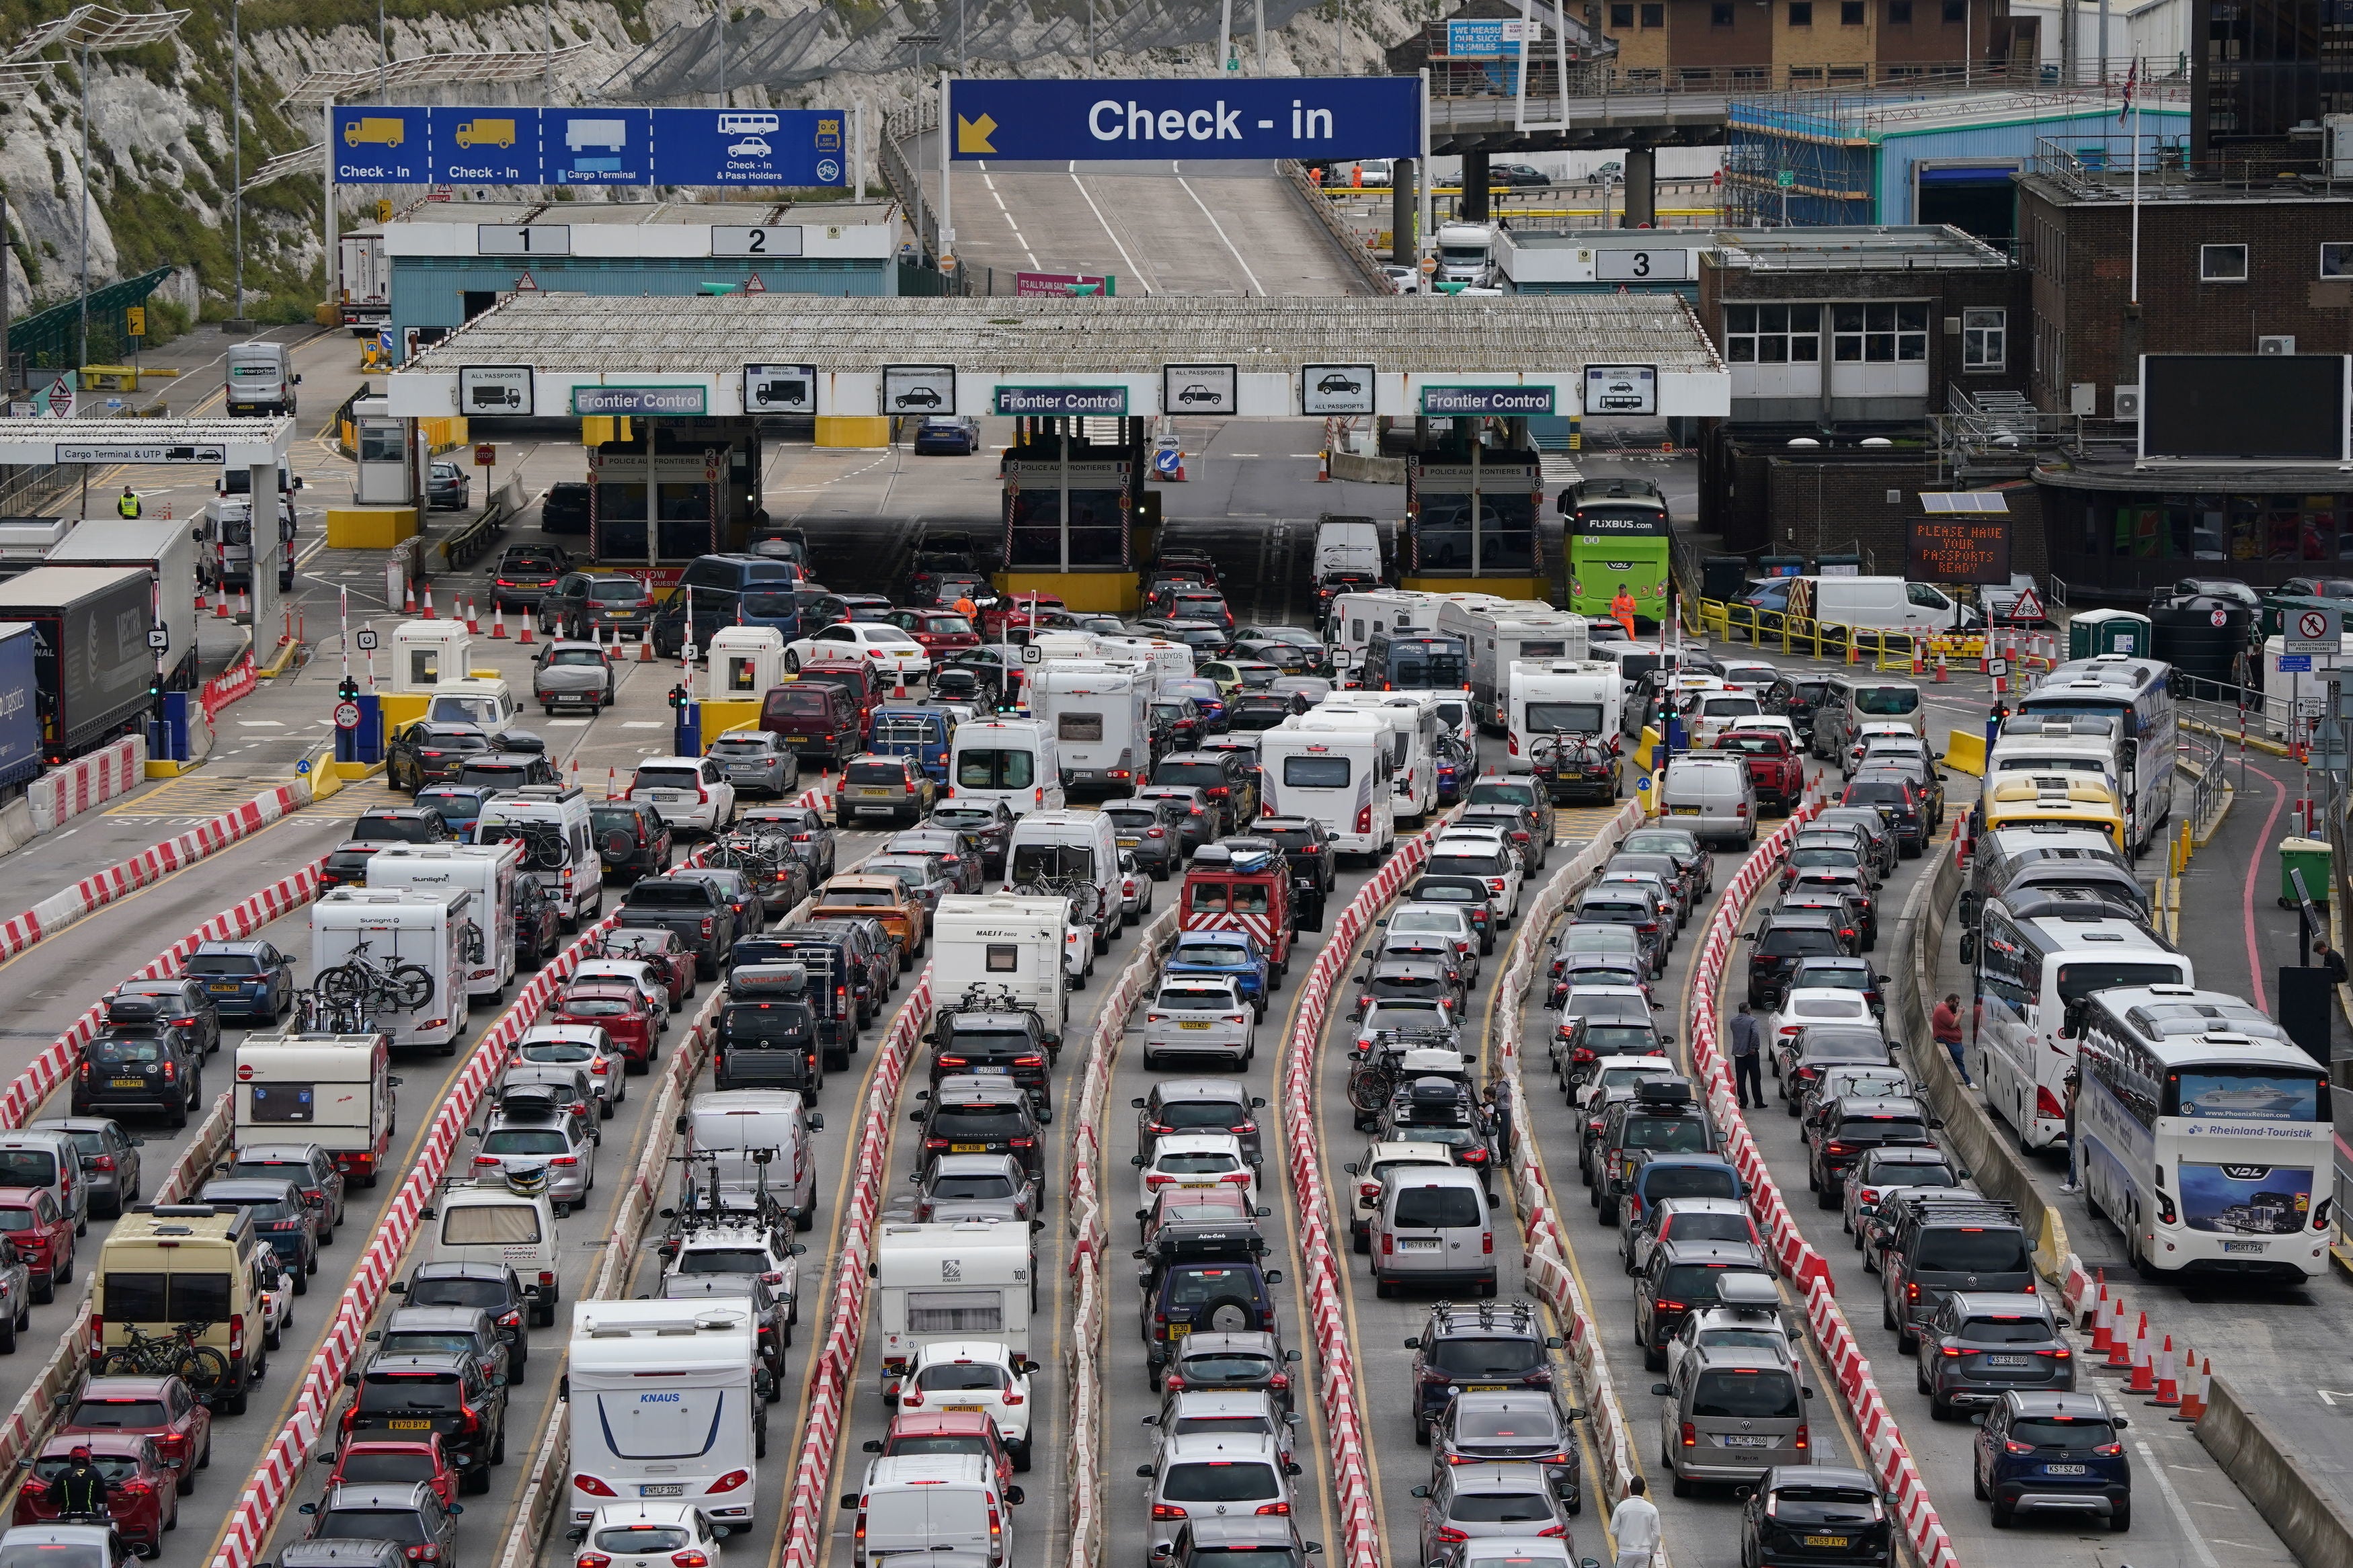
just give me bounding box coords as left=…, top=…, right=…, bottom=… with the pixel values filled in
left=946, top=76, right=1420, bottom=162
left=329, top=107, right=848, bottom=186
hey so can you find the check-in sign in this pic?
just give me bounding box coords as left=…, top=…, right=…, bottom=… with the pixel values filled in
left=948, top=76, right=1421, bottom=161
left=1420, top=384, right=1555, bottom=416
left=992, top=385, right=1128, bottom=416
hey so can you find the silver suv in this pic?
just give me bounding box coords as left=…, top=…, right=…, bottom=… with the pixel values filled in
left=1651, top=1344, right=1813, bottom=1495
left=1138, top=1430, right=1299, bottom=1561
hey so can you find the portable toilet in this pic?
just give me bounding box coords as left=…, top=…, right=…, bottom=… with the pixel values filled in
left=383, top=620, right=475, bottom=729
left=701, top=626, right=783, bottom=747
left=2068, top=608, right=2152, bottom=661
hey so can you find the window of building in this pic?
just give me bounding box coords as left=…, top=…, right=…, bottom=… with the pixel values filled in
left=2323, top=243, right=2353, bottom=277
left=2200, top=243, right=2249, bottom=281
left=1788, top=0, right=1812, bottom=21
left=1842, top=0, right=1866, bottom=19
left=2080, top=493, right=2353, bottom=563
left=1724, top=303, right=1823, bottom=364
left=1712, top=1, right=1735, bottom=22
left=1942, top=0, right=1964, bottom=18
left=1640, top=3, right=1663, bottom=22
left=1962, top=308, right=2006, bottom=370
left=1610, top=3, right=1634, bottom=26
left=1888, top=0, right=1911, bottom=19
left=1831, top=301, right=1928, bottom=362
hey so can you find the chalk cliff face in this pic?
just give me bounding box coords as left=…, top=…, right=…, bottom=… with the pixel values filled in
left=1, top=0, right=1418, bottom=325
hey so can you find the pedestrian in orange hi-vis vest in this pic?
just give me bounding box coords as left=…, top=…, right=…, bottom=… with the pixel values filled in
left=1610, top=583, right=1638, bottom=640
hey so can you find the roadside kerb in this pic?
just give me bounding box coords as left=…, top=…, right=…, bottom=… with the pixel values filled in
left=1284, top=827, right=1452, bottom=1568
left=1484, top=800, right=1659, bottom=1551
left=1683, top=812, right=1960, bottom=1568
left=1064, top=904, right=1180, bottom=1568
left=0, top=777, right=312, bottom=964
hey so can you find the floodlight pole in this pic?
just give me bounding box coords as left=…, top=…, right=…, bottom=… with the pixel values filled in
left=232, top=0, right=244, bottom=322
left=377, top=0, right=387, bottom=99
left=77, top=44, right=89, bottom=368
left=1218, top=0, right=1232, bottom=73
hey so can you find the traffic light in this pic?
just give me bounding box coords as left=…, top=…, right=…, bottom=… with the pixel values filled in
left=668, top=684, right=689, bottom=712
left=338, top=674, right=361, bottom=704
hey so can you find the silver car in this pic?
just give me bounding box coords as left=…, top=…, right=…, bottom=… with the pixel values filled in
left=469, top=1089, right=596, bottom=1211
left=512, top=1025, right=625, bottom=1118
left=905, top=1152, right=1036, bottom=1223
left=707, top=731, right=798, bottom=798
left=1414, top=1465, right=1571, bottom=1568
left=1144, top=1388, right=1297, bottom=1464
left=1139, top=1430, right=1299, bottom=1562
left=1140, top=977, right=1257, bottom=1071
left=28, top=1118, right=143, bottom=1220
left=530, top=640, right=615, bottom=714
left=1652, top=1344, right=1813, bottom=1491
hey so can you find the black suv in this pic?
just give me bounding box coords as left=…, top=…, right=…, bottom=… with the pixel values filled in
left=1806, top=1096, right=1936, bottom=1206
left=1150, top=751, right=1261, bottom=835
left=1743, top=909, right=1859, bottom=1008
left=1634, top=1237, right=1771, bottom=1371
left=1880, top=1196, right=2033, bottom=1353
left=540, top=481, right=591, bottom=534
left=716, top=964, right=824, bottom=1100
left=929, top=990, right=1056, bottom=1115
left=104, top=977, right=222, bottom=1057
left=487, top=544, right=572, bottom=611
left=616, top=875, right=742, bottom=978
left=1593, top=1079, right=1717, bottom=1226
left=77, top=1002, right=204, bottom=1126
left=339, top=1349, right=508, bottom=1492
left=589, top=800, right=673, bottom=880
left=1403, top=1300, right=1563, bottom=1444
left=1135, top=1217, right=1283, bottom=1389
left=910, top=1076, right=1043, bottom=1185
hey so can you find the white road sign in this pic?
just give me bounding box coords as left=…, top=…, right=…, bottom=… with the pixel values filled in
left=2286, top=606, right=2342, bottom=655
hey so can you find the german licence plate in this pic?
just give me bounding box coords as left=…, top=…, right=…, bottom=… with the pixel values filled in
left=1720, top=1434, right=1769, bottom=1448
left=638, top=1483, right=684, bottom=1497
left=388, top=1419, right=432, bottom=1432
left=951, top=1143, right=988, bottom=1153
left=1803, top=1538, right=1849, bottom=1549
left=2044, top=1463, right=2087, bottom=1476
left=2223, top=1240, right=2267, bottom=1253
left=112, top=1078, right=145, bottom=1088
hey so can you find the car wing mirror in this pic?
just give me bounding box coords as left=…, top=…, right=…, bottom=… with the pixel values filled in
left=1650, top=1383, right=1671, bottom=1396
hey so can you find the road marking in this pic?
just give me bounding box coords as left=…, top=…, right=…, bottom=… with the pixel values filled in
left=2136, top=1440, right=2223, bottom=1568
left=1175, top=175, right=1266, bottom=296
left=1067, top=171, right=1152, bottom=295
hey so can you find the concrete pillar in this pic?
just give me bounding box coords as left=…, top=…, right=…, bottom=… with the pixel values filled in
left=1391, top=159, right=1417, bottom=263
left=1462, top=150, right=1490, bottom=223
left=1621, top=147, right=1657, bottom=229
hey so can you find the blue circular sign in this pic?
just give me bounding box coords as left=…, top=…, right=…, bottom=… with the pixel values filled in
left=295, top=758, right=313, bottom=775
left=816, top=158, right=841, bottom=183
left=1636, top=775, right=1652, bottom=792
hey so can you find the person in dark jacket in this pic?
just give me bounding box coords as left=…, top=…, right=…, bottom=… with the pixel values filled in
left=2315, top=936, right=2349, bottom=988
left=53, top=1446, right=110, bottom=1518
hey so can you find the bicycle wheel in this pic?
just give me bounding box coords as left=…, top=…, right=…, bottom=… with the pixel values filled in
left=1346, top=1068, right=1393, bottom=1115
left=391, top=964, right=436, bottom=1010
left=315, top=964, right=366, bottom=1007
left=173, top=1344, right=229, bottom=1394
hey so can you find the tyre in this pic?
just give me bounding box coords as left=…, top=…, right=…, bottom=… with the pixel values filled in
left=293, top=1266, right=308, bottom=1296
left=0, top=1313, right=15, bottom=1355
left=1989, top=1499, right=2013, bottom=1529
left=222, top=1383, right=249, bottom=1418
left=1973, top=1467, right=1987, bottom=1501
left=2110, top=1503, right=2130, bottom=1532
left=492, top=1424, right=507, bottom=1464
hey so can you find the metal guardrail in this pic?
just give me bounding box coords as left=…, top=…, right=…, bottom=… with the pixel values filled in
left=438, top=477, right=522, bottom=572
left=1275, top=160, right=1396, bottom=296
left=1695, top=597, right=1979, bottom=671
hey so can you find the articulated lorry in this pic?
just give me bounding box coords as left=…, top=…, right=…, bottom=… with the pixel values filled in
left=50, top=520, right=199, bottom=692
left=0, top=566, right=156, bottom=763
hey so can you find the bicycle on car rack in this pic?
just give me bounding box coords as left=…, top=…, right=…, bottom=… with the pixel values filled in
left=1346, top=1027, right=1469, bottom=1118
left=100, top=1320, right=229, bottom=1393
left=313, top=936, right=435, bottom=1016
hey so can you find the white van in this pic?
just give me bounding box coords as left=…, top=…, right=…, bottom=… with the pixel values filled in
left=430, top=1175, right=562, bottom=1323
left=1030, top=661, right=1151, bottom=793
left=233, top=1029, right=397, bottom=1186
left=1368, top=1165, right=1495, bottom=1296
left=1092, top=635, right=1193, bottom=687
left=1259, top=720, right=1394, bottom=859
left=949, top=718, right=1064, bottom=817
left=567, top=1300, right=763, bottom=1527
left=1784, top=575, right=1969, bottom=634
left=931, top=895, right=1069, bottom=1048
left=875, top=1218, right=1035, bottom=1378
left=1314, top=518, right=1384, bottom=579
left=842, top=1454, right=1019, bottom=1568
left=1002, top=810, right=1122, bottom=948
left=475, top=784, right=602, bottom=927
left=680, top=1090, right=820, bottom=1226
left=1654, top=753, right=1756, bottom=849
left=361, top=843, right=522, bottom=1001
left=309, top=889, right=471, bottom=1050
left=1507, top=659, right=1623, bottom=772
left=424, top=675, right=520, bottom=732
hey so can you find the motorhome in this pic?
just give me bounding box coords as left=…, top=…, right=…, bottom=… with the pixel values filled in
left=360, top=843, right=522, bottom=1001
left=231, top=1029, right=397, bottom=1185
left=567, top=1300, right=764, bottom=1526
left=1314, top=692, right=1441, bottom=817
left=1327, top=589, right=1441, bottom=667
left=1029, top=661, right=1151, bottom=794
left=931, top=895, right=1070, bottom=1050
left=1258, top=719, right=1395, bottom=858
left=1433, top=599, right=1591, bottom=730
left=1507, top=659, right=1624, bottom=772
left=309, top=889, right=471, bottom=1050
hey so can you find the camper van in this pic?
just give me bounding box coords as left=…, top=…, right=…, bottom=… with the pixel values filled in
left=680, top=1090, right=821, bottom=1227
left=475, top=785, right=602, bottom=927
left=1314, top=692, right=1441, bottom=818
left=1002, top=811, right=1122, bottom=948
left=309, top=889, right=472, bottom=1050
left=1433, top=599, right=1591, bottom=731
left=567, top=1300, right=764, bottom=1526
left=430, top=1175, right=563, bottom=1324
left=1258, top=719, right=1395, bottom=859
left=232, top=1030, right=397, bottom=1186
left=1507, top=659, right=1624, bottom=772
left=931, top=895, right=1070, bottom=1050
left=1029, top=662, right=1151, bottom=794
left=361, top=843, right=522, bottom=1001
left=874, top=1219, right=1035, bottom=1383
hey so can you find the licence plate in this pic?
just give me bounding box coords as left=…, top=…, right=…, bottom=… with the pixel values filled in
left=1984, top=1354, right=2033, bottom=1368
left=1117, top=837, right=1140, bottom=848
left=786, top=735, right=811, bottom=743
left=1166, top=1323, right=1191, bottom=1339
left=2223, top=1240, right=2268, bottom=1253
left=2044, top=1464, right=2087, bottom=1476
left=1397, top=1237, right=1440, bottom=1249
left=975, top=1065, right=1010, bottom=1075
left=1720, top=1434, right=1769, bottom=1448
left=638, top=1483, right=684, bottom=1497
left=1667, top=805, right=1700, bottom=815
left=1464, top=1385, right=1507, bottom=1392
left=951, top=1143, right=988, bottom=1153
left=1803, top=1538, right=1849, bottom=1550
left=858, top=788, right=894, bottom=797
left=1178, top=1021, right=1211, bottom=1030
left=111, top=1078, right=145, bottom=1088
left=608, top=610, right=635, bottom=618
left=208, top=982, right=241, bottom=993
left=388, top=1419, right=432, bottom=1432
left=943, top=1404, right=984, bottom=1412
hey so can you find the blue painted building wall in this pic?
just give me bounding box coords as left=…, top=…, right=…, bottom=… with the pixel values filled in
left=1875, top=106, right=2191, bottom=223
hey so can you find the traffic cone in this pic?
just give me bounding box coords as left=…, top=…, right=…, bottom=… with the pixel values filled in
left=491, top=605, right=507, bottom=640
left=1912, top=645, right=1925, bottom=675
left=639, top=634, right=654, bottom=663
left=194, top=585, right=208, bottom=612
left=2175, top=1354, right=2210, bottom=1421
left=213, top=587, right=229, bottom=620
left=2126, top=1314, right=2155, bottom=1391
left=1933, top=655, right=1948, bottom=684
left=893, top=669, right=909, bottom=699
left=517, top=614, right=534, bottom=647
left=237, top=587, right=250, bottom=620
left=422, top=583, right=436, bottom=620
left=2151, top=1335, right=2181, bottom=1406
left=2105, top=1294, right=2132, bottom=1367
left=607, top=766, right=619, bottom=800
left=404, top=582, right=417, bottom=616
left=1316, top=449, right=1331, bottom=482
left=2088, top=1275, right=2114, bottom=1352
left=465, top=597, right=480, bottom=634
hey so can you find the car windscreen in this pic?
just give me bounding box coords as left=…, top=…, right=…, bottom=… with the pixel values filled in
left=1690, top=1368, right=1801, bottom=1419
left=409, top=1276, right=511, bottom=1311
left=1425, top=853, right=1504, bottom=878
left=334, top=1450, right=441, bottom=1487
left=1621, top=1116, right=1712, bottom=1153
left=1913, top=1227, right=2033, bottom=1273
left=957, top=749, right=1035, bottom=790
left=379, top=1329, right=481, bottom=1360
left=315, top=1510, right=432, bottom=1546
left=32, top=1454, right=145, bottom=1484
left=482, top=1130, right=569, bottom=1155
left=1853, top=687, right=1920, bottom=715
left=675, top=1246, right=770, bottom=1276
left=1176, top=942, right=1252, bottom=968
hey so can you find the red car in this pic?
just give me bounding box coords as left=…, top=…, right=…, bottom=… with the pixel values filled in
left=1716, top=729, right=1806, bottom=813
left=0, top=1186, right=74, bottom=1303
left=886, top=609, right=981, bottom=658
left=57, top=1375, right=212, bottom=1495
left=322, top=1434, right=459, bottom=1509
left=978, top=594, right=1068, bottom=639
left=600, top=930, right=694, bottom=1007
left=861, top=1410, right=1016, bottom=1489
left=16, top=1434, right=176, bottom=1555
left=551, top=984, right=657, bottom=1070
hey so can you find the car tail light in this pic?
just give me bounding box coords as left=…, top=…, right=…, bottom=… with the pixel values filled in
left=2092, top=1440, right=2122, bottom=1456
left=1537, top=1526, right=1567, bottom=1538
left=578, top=1555, right=613, bottom=1568
left=1146, top=1173, right=1176, bottom=1188
left=1794, top=1423, right=1810, bottom=1451
left=87, top=1315, right=102, bottom=1354
left=1152, top=1505, right=1189, bottom=1522
left=1254, top=1503, right=1291, bottom=1516
left=1482, top=1232, right=1493, bottom=1254
left=1940, top=1345, right=1962, bottom=1357
left=1220, top=1171, right=1252, bottom=1186
left=707, top=1470, right=750, bottom=1495
left=2004, top=1439, right=2034, bottom=1455
left=1653, top=1299, right=1684, bottom=1315
left=1382, top=1233, right=1393, bottom=1255
left=1907, top=1282, right=1920, bottom=1301
left=475, top=1155, right=501, bottom=1166
left=2035, top=1085, right=2066, bottom=1119
left=229, top=1315, right=244, bottom=1362
left=1436, top=1528, right=1469, bottom=1545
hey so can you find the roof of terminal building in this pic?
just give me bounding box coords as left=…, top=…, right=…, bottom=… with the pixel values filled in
left=405, top=289, right=1724, bottom=375
left=1710, top=224, right=2011, bottom=272
left=354, top=198, right=899, bottom=237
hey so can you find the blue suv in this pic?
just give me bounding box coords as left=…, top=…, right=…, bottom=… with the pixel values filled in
left=1972, top=1389, right=2132, bottom=1531
left=1166, top=931, right=1273, bottom=1019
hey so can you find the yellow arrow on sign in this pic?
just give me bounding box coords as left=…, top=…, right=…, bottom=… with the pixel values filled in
left=957, top=113, right=998, bottom=154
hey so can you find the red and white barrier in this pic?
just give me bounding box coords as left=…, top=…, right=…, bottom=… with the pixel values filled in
left=26, top=735, right=144, bottom=835
left=0, top=780, right=309, bottom=965
left=201, top=649, right=261, bottom=723
left=1683, top=818, right=1960, bottom=1568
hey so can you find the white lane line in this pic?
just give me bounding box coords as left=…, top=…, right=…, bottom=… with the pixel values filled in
left=1068, top=170, right=1151, bottom=294
left=1176, top=174, right=1267, bottom=296
left=2135, top=1440, right=2223, bottom=1568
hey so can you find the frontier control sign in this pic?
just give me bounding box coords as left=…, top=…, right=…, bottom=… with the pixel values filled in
left=1421, top=385, right=1556, bottom=416
left=947, top=77, right=1421, bottom=162
left=993, top=386, right=1129, bottom=416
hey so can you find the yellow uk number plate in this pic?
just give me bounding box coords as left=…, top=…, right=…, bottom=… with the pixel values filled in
left=112, top=1078, right=145, bottom=1088
left=1178, top=1021, right=1211, bottom=1030
left=388, top=1419, right=432, bottom=1432
left=951, top=1143, right=988, bottom=1153
left=1803, top=1538, right=1849, bottom=1549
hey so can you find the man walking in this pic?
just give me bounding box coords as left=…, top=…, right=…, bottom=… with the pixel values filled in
left=1611, top=1476, right=1661, bottom=1568
left=1932, top=990, right=1971, bottom=1087
left=1730, top=1001, right=1765, bottom=1110
left=2059, top=1063, right=2083, bottom=1193
left=116, top=487, right=140, bottom=519
left=1610, top=581, right=1638, bottom=641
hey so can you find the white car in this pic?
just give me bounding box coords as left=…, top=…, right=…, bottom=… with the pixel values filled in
left=889, top=1339, right=1038, bottom=1469
left=1716, top=659, right=1782, bottom=694
left=1382, top=904, right=1481, bottom=983
left=728, top=134, right=771, bottom=157
left=1765, top=987, right=1880, bottom=1079
left=1119, top=850, right=1154, bottom=921
left=1342, top=1139, right=1456, bottom=1251
left=514, top=1024, right=625, bottom=1118
left=568, top=958, right=674, bottom=1030
left=1431, top=834, right=1525, bottom=923
left=662, top=1221, right=802, bottom=1333
left=1663, top=1299, right=1797, bottom=1388
left=628, top=755, right=737, bottom=835
left=578, top=1502, right=728, bottom=1568
left=1142, top=977, right=1256, bottom=1070
left=1436, top=823, right=1525, bottom=878
left=260, top=1262, right=295, bottom=1350
left=1133, top=1131, right=1257, bottom=1213
left=1353, top=997, right=1460, bottom=1053
left=785, top=622, right=932, bottom=682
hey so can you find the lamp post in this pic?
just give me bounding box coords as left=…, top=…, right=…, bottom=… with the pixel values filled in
left=231, top=0, right=244, bottom=323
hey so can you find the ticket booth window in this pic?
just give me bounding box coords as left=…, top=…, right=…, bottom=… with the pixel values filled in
left=409, top=648, right=439, bottom=685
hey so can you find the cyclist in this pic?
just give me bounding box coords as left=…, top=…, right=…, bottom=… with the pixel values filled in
left=52, top=1444, right=111, bottom=1519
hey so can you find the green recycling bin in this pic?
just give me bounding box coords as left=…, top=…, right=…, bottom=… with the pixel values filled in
left=2069, top=608, right=2153, bottom=660
left=2279, top=836, right=2332, bottom=908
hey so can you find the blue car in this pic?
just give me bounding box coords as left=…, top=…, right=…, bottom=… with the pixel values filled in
left=413, top=782, right=497, bottom=840
left=184, top=938, right=297, bottom=1022
left=870, top=704, right=953, bottom=782
left=1166, top=930, right=1273, bottom=1020
left=912, top=415, right=982, bottom=454
left=1973, top=1389, right=2132, bottom=1531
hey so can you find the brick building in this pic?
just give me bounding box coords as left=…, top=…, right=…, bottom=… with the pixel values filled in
left=1603, top=0, right=2028, bottom=87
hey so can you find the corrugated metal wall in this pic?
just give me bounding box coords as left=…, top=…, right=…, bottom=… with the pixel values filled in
left=1875, top=106, right=2192, bottom=220
left=389, top=255, right=895, bottom=337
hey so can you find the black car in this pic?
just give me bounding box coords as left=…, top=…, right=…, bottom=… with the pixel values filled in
left=385, top=722, right=497, bottom=794
left=488, top=544, right=571, bottom=610
left=395, top=1260, right=534, bottom=1347
left=319, top=841, right=381, bottom=892
left=104, top=978, right=222, bottom=1058
left=617, top=876, right=742, bottom=978
left=74, top=1015, right=204, bottom=1126
left=1403, top=1301, right=1562, bottom=1444
left=1806, top=1095, right=1936, bottom=1204
left=1741, top=1467, right=1893, bottom=1568
left=910, top=1075, right=1045, bottom=1185
left=539, top=482, right=591, bottom=534
left=1258, top=817, right=1337, bottom=895
left=1743, top=909, right=1859, bottom=1008
left=514, top=874, right=563, bottom=963
left=540, top=572, right=659, bottom=640
left=589, top=800, right=673, bottom=881
left=1151, top=700, right=1208, bottom=753
left=340, top=1350, right=509, bottom=1493
left=199, top=1176, right=320, bottom=1287
left=1635, top=1237, right=1770, bottom=1370
left=350, top=807, right=457, bottom=846
left=368, top=1303, right=518, bottom=1387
